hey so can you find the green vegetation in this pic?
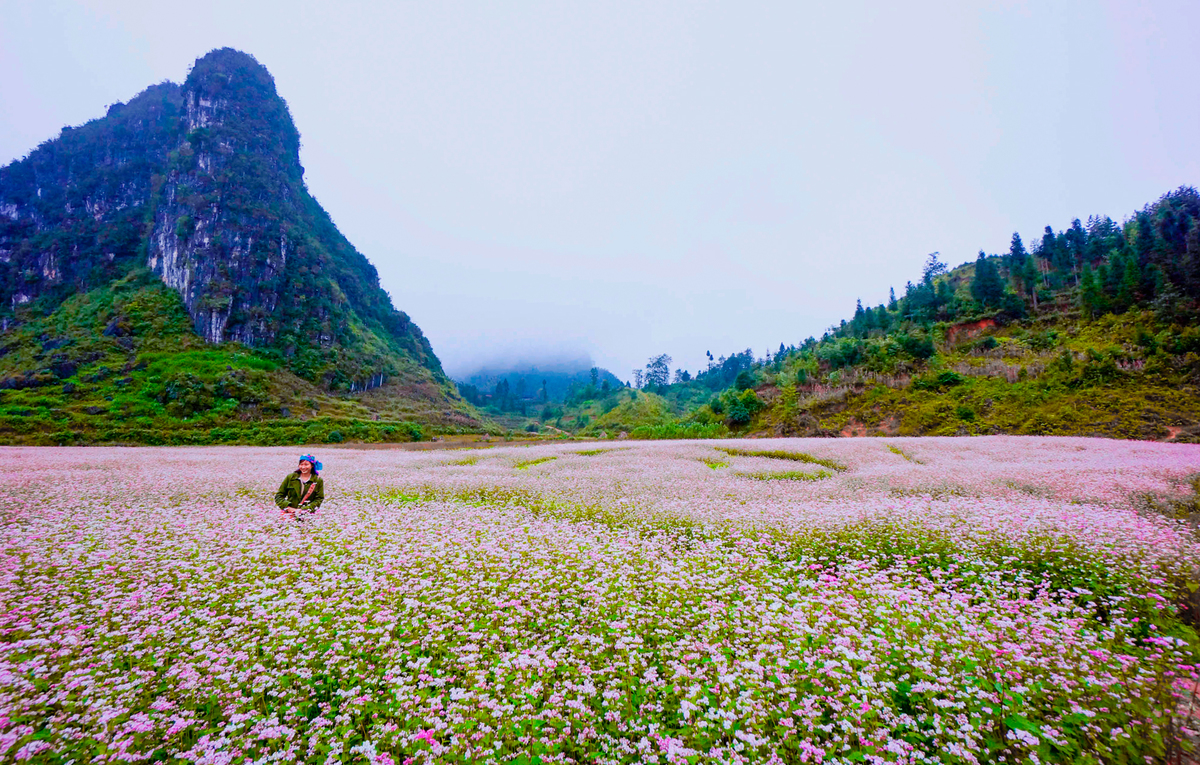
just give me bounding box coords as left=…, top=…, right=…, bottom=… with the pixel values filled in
left=454, top=359, right=728, bottom=440
left=886, top=444, right=922, bottom=463
left=578, top=389, right=669, bottom=434
left=0, top=270, right=444, bottom=445
left=743, top=469, right=834, bottom=481
left=514, top=456, right=557, bottom=470
left=777, top=312, right=1200, bottom=440
left=608, top=187, right=1200, bottom=442
left=456, top=364, right=623, bottom=413
left=0, top=49, right=473, bottom=444
left=629, top=422, right=727, bottom=439
left=715, top=447, right=848, bottom=472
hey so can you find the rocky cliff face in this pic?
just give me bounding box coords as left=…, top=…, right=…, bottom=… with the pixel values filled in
left=0, top=82, right=183, bottom=313
left=145, top=50, right=304, bottom=348
left=0, top=49, right=443, bottom=391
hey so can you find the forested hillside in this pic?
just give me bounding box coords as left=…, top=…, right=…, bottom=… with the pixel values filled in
left=457, top=364, right=623, bottom=410
left=589, top=187, right=1200, bottom=441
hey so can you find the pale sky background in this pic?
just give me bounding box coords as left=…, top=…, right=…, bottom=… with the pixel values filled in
left=2, top=1, right=1198, bottom=382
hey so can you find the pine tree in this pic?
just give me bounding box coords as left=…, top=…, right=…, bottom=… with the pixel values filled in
left=1079, top=263, right=1103, bottom=317
left=1086, top=216, right=1121, bottom=265
left=1065, top=219, right=1086, bottom=285
left=887, top=287, right=897, bottom=310
left=1184, top=219, right=1200, bottom=297
left=1149, top=264, right=1167, bottom=298
left=1118, top=254, right=1141, bottom=311
left=1008, top=232, right=1028, bottom=284
left=1133, top=211, right=1156, bottom=269
left=971, top=251, right=1005, bottom=308
left=1103, top=250, right=1125, bottom=296
left=875, top=304, right=891, bottom=332
left=1022, top=255, right=1041, bottom=310
left=922, top=253, right=947, bottom=285
left=935, top=280, right=952, bottom=311
left=1040, top=227, right=1059, bottom=286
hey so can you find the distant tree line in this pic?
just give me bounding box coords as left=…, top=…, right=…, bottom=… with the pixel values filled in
left=834, top=186, right=1200, bottom=341
left=647, top=185, right=1200, bottom=400
left=459, top=366, right=624, bottom=413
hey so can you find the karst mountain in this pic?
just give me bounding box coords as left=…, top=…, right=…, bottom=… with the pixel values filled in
left=0, top=49, right=476, bottom=443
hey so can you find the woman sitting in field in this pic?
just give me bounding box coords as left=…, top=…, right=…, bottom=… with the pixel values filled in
left=275, top=455, right=324, bottom=517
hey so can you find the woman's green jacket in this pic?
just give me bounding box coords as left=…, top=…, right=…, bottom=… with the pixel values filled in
left=275, top=473, right=324, bottom=509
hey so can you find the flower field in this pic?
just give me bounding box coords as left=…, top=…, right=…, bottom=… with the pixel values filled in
left=2, top=437, right=1199, bottom=764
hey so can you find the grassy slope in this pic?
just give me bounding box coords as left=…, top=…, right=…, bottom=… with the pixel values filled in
left=744, top=310, right=1200, bottom=441
left=464, top=389, right=655, bottom=436
left=455, top=387, right=708, bottom=440
left=586, top=390, right=673, bottom=433
left=0, top=271, right=481, bottom=445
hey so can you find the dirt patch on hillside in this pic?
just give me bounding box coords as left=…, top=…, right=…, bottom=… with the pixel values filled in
left=946, top=317, right=999, bottom=345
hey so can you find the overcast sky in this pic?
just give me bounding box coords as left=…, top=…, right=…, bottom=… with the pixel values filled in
left=2, top=1, right=1198, bottom=381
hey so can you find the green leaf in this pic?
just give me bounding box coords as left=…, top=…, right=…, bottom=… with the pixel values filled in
left=1005, top=714, right=1040, bottom=733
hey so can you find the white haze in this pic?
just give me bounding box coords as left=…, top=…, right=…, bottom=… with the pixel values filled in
left=2, top=1, right=1198, bottom=384
left=452, top=346, right=599, bottom=381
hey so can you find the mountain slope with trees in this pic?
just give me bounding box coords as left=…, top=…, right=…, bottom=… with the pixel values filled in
left=601, top=187, right=1200, bottom=442
left=0, top=49, right=478, bottom=444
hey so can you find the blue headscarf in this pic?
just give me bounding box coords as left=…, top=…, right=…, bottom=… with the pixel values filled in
left=298, top=454, right=323, bottom=472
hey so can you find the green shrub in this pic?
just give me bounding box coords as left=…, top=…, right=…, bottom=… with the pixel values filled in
left=897, top=334, right=936, bottom=360
left=738, top=389, right=764, bottom=414
left=1053, top=348, right=1076, bottom=374
left=912, top=370, right=965, bottom=391
left=174, top=215, right=196, bottom=240
left=154, top=371, right=215, bottom=418
left=629, top=422, right=728, bottom=440
left=725, top=403, right=751, bottom=426
left=1028, top=329, right=1059, bottom=351
left=1163, top=326, right=1200, bottom=355
left=1072, top=351, right=1121, bottom=386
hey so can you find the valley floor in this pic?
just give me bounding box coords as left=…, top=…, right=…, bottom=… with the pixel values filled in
left=2, top=437, right=1199, bottom=762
